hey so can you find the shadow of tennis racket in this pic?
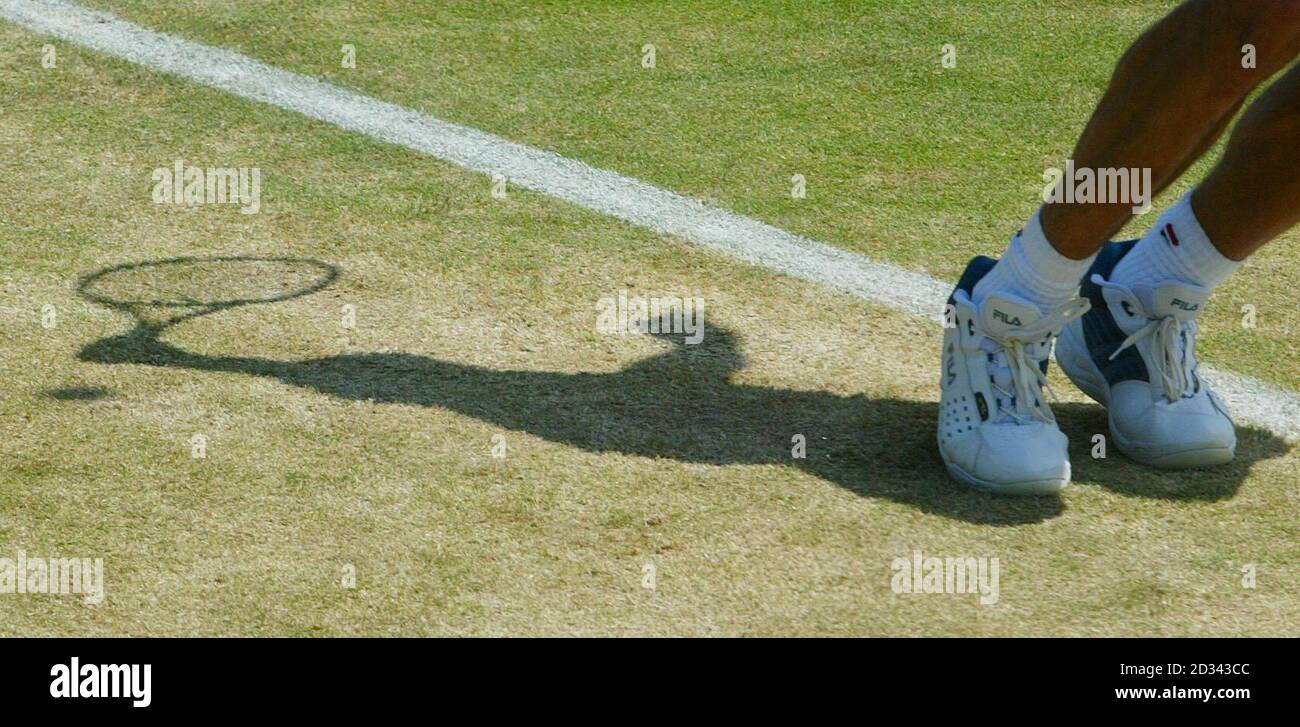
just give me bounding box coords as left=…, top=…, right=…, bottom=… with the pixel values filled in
left=78, top=255, right=339, bottom=331
left=71, top=255, right=1283, bottom=522
left=74, top=256, right=338, bottom=366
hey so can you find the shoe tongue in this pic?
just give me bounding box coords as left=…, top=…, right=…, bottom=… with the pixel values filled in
left=1134, top=282, right=1210, bottom=322
left=979, top=294, right=1042, bottom=337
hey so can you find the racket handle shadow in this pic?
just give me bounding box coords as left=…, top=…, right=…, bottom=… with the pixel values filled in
left=77, top=325, right=182, bottom=367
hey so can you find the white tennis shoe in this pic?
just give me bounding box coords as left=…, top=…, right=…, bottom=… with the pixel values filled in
left=938, top=257, right=1091, bottom=495
left=1055, top=242, right=1236, bottom=468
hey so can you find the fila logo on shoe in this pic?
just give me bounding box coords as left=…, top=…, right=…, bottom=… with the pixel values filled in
left=992, top=309, right=1023, bottom=326
left=1171, top=298, right=1200, bottom=312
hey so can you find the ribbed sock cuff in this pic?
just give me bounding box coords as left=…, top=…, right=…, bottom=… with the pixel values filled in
left=974, top=208, right=1095, bottom=311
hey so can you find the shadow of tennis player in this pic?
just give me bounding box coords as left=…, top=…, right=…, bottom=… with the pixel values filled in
left=73, top=257, right=1290, bottom=525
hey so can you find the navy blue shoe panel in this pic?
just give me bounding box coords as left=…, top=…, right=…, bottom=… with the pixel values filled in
left=1078, top=240, right=1147, bottom=386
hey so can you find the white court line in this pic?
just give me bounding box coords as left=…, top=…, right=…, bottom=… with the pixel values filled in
left=4, top=0, right=1298, bottom=442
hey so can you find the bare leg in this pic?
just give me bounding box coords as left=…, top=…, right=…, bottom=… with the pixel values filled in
left=1040, top=0, right=1300, bottom=259
left=1195, top=62, right=1300, bottom=260
left=942, top=2, right=1300, bottom=490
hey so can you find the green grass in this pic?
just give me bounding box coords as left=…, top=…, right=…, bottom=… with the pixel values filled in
left=0, top=2, right=1297, bottom=635
left=76, top=0, right=1300, bottom=391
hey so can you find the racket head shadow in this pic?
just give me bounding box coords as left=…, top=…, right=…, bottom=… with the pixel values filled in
left=77, top=256, right=339, bottom=329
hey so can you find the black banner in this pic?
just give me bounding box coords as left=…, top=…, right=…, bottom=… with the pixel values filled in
left=0, top=637, right=1282, bottom=714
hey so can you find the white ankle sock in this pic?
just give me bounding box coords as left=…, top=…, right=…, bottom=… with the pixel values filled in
left=972, top=208, right=1095, bottom=312
left=1112, top=191, right=1241, bottom=290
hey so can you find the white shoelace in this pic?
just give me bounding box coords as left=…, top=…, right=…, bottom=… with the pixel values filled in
left=1093, top=277, right=1198, bottom=402
left=982, top=298, right=1091, bottom=424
